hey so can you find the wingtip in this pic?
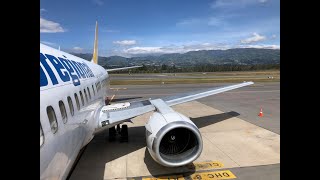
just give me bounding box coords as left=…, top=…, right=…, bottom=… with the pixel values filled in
left=243, top=81, right=254, bottom=85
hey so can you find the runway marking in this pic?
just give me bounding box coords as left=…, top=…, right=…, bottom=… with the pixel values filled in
left=189, top=170, right=236, bottom=180
left=110, top=87, right=127, bottom=90
left=110, top=94, right=116, bottom=102
left=130, top=161, right=230, bottom=180
left=139, top=170, right=236, bottom=180
left=142, top=174, right=185, bottom=180
left=109, top=87, right=130, bottom=102
left=187, top=161, right=224, bottom=171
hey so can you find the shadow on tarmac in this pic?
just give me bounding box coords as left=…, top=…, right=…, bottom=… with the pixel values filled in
left=68, top=111, right=239, bottom=180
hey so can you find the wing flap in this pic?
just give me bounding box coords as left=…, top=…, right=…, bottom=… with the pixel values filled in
left=95, top=100, right=155, bottom=133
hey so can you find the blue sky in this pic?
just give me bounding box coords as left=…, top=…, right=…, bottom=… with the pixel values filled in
left=40, top=0, right=280, bottom=57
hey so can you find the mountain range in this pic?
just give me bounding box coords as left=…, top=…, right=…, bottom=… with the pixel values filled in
left=71, top=48, right=280, bottom=67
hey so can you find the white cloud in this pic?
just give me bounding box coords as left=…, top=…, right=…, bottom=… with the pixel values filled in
left=207, top=17, right=222, bottom=26
left=240, top=33, right=266, bottom=44
left=40, top=9, right=46, bottom=13
left=93, top=0, right=104, bottom=5
left=259, top=0, right=268, bottom=3
left=40, top=17, right=65, bottom=33
left=237, top=44, right=280, bottom=49
left=122, top=43, right=231, bottom=55
left=117, top=42, right=279, bottom=57
left=211, top=0, right=237, bottom=8
left=176, top=18, right=204, bottom=26
left=40, top=41, right=58, bottom=47
left=124, top=47, right=163, bottom=54
left=271, top=34, right=277, bottom=39
left=183, top=43, right=229, bottom=51
left=73, top=47, right=83, bottom=51
left=105, top=29, right=120, bottom=33
left=176, top=17, right=223, bottom=27
left=113, top=40, right=137, bottom=46
left=211, top=0, right=265, bottom=9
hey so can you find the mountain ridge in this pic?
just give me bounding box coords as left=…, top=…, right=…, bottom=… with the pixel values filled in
left=70, top=48, right=280, bottom=67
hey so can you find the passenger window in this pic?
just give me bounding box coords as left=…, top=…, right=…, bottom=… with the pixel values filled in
left=92, top=85, right=95, bottom=96
left=47, top=106, right=58, bottom=134
left=87, top=87, right=91, bottom=99
left=96, top=82, right=101, bottom=92
left=74, top=93, right=80, bottom=110
left=84, top=89, right=88, bottom=102
left=40, top=122, right=44, bottom=147
left=98, top=82, right=101, bottom=91
left=67, top=96, right=74, bottom=116
left=79, top=91, right=84, bottom=106
left=102, top=78, right=106, bottom=88
left=59, top=101, right=68, bottom=123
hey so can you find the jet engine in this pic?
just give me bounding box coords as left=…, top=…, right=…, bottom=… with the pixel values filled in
left=145, top=111, right=203, bottom=167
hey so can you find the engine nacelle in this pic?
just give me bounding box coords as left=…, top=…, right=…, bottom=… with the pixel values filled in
left=145, top=111, right=203, bottom=167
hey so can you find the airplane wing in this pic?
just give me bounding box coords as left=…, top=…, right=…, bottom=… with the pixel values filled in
left=106, top=66, right=142, bottom=72
left=96, top=81, right=253, bottom=131
left=162, top=81, right=253, bottom=106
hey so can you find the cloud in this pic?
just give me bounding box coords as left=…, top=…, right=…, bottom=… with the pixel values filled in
left=237, top=44, right=280, bottom=49
left=259, top=0, right=268, bottom=3
left=271, top=34, right=277, bottom=39
left=211, top=0, right=265, bottom=9
left=176, top=18, right=204, bottom=26
left=93, top=0, right=104, bottom=6
left=101, top=29, right=120, bottom=33
left=106, top=30, right=119, bottom=33
left=73, top=47, right=83, bottom=51
left=117, top=42, right=279, bottom=57
left=124, top=47, right=163, bottom=54
left=176, top=17, right=223, bottom=27
left=183, top=43, right=229, bottom=51
left=113, top=40, right=137, bottom=46
left=40, top=17, right=65, bottom=33
left=40, top=9, right=46, bottom=13
left=41, top=41, right=57, bottom=47
left=207, top=17, right=222, bottom=26
left=240, top=33, right=266, bottom=44
left=211, top=0, right=237, bottom=8
left=122, top=43, right=231, bottom=55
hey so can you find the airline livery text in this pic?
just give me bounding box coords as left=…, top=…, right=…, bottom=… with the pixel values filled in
left=40, top=53, right=95, bottom=87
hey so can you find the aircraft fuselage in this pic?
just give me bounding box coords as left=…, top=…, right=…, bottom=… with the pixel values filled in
left=40, top=43, right=109, bottom=179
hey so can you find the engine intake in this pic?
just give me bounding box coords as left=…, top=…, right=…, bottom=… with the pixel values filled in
left=145, top=111, right=203, bottom=167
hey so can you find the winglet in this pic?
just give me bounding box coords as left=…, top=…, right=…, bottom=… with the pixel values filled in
left=91, top=21, right=98, bottom=64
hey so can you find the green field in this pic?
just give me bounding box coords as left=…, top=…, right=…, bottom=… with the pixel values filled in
left=110, top=70, right=280, bottom=85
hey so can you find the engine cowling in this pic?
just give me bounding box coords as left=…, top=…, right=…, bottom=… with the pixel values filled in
left=145, top=111, right=203, bottom=167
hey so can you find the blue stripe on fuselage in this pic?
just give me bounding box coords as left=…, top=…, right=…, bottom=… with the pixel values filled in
left=40, top=53, right=95, bottom=87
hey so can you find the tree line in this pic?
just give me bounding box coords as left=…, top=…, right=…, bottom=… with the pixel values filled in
left=107, top=64, right=280, bottom=74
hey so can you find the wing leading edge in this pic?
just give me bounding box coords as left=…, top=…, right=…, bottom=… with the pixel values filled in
left=106, top=66, right=142, bottom=72
left=95, top=81, right=253, bottom=132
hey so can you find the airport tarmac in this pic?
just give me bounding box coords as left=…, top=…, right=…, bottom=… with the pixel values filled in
left=69, top=82, right=280, bottom=180
left=109, top=82, right=279, bottom=134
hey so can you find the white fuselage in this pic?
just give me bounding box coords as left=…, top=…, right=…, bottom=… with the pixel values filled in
left=40, top=43, right=110, bottom=180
